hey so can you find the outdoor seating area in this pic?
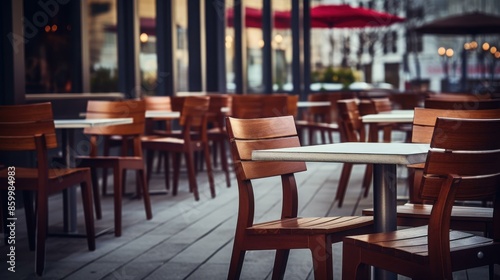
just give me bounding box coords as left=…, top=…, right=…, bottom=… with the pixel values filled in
left=2, top=0, right=500, bottom=279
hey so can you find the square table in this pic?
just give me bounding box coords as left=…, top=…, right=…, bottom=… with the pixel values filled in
left=252, top=142, right=429, bottom=280
left=54, top=118, right=132, bottom=235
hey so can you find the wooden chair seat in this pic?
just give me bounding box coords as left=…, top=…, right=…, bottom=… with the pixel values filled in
left=363, top=203, right=493, bottom=232
left=248, top=216, right=373, bottom=235
left=0, top=167, right=89, bottom=180
left=344, top=226, right=495, bottom=270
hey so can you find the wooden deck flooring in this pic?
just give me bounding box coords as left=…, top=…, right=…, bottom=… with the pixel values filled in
left=1, top=158, right=495, bottom=279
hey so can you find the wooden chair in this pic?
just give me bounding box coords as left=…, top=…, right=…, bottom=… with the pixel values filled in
left=335, top=99, right=371, bottom=208
left=230, top=94, right=290, bottom=119
left=142, top=96, right=215, bottom=201
left=102, top=96, right=172, bottom=195
left=363, top=107, right=500, bottom=232
left=226, top=115, right=374, bottom=279
left=77, top=100, right=152, bottom=237
left=206, top=93, right=232, bottom=187
left=343, top=117, right=500, bottom=279
left=0, top=103, right=95, bottom=275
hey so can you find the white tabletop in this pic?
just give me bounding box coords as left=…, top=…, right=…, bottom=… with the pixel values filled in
left=297, top=101, right=331, bottom=107
left=252, top=142, right=429, bottom=165
left=145, top=111, right=180, bottom=118
left=361, top=110, right=414, bottom=123
left=54, top=118, right=133, bottom=129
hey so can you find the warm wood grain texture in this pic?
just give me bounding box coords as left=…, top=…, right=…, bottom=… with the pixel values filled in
left=343, top=117, right=500, bottom=279
left=226, top=115, right=374, bottom=279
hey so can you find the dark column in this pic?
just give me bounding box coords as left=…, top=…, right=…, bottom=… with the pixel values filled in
left=233, top=1, right=246, bottom=94
left=205, top=0, right=226, bottom=92
left=303, top=0, right=311, bottom=100
left=117, top=0, right=139, bottom=98
left=262, top=0, right=273, bottom=94
left=1, top=0, right=25, bottom=105
left=156, top=0, right=175, bottom=96
left=291, top=0, right=305, bottom=100
left=70, top=0, right=88, bottom=93
left=188, top=0, right=202, bottom=91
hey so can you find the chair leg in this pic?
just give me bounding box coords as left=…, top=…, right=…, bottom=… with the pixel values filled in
left=336, top=163, right=353, bottom=208
left=184, top=151, right=200, bottom=201
left=172, top=153, right=181, bottom=196
left=203, top=144, right=216, bottom=198
left=342, top=241, right=370, bottom=280
left=102, top=138, right=111, bottom=195
left=146, top=149, right=154, bottom=183
left=220, top=139, right=231, bottom=187
left=272, top=249, right=290, bottom=280
left=35, top=190, right=48, bottom=276
left=309, top=235, right=333, bottom=280
left=228, top=241, right=246, bottom=280
left=22, top=191, right=36, bottom=251
left=90, top=168, right=102, bottom=220
left=80, top=176, right=96, bottom=251
left=137, top=169, right=152, bottom=220
left=113, top=167, right=123, bottom=237
left=163, top=152, right=170, bottom=191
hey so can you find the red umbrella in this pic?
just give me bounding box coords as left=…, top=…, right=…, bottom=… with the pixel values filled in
left=226, top=7, right=290, bottom=29
left=310, top=4, right=405, bottom=28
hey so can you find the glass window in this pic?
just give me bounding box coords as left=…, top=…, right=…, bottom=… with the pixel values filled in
left=272, top=1, right=292, bottom=92
left=87, top=0, right=119, bottom=92
left=24, top=0, right=74, bottom=93
left=245, top=1, right=263, bottom=93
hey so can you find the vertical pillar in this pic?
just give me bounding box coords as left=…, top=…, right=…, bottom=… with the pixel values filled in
left=291, top=0, right=304, bottom=100
left=117, top=0, right=140, bottom=98
left=205, top=0, right=226, bottom=92
left=156, top=0, right=176, bottom=96
left=1, top=0, right=25, bottom=105
left=303, top=0, right=311, bottom=99
left=234, top=1, right=246, bottom=94
left=70, top=0, right=89, bottom=93
left=188, top=0, right=203, bottom=91
left=262, top=0, right=273, bottom=94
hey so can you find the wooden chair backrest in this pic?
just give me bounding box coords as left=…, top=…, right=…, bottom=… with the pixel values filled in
left=424, top=98, right=500, bottom=110
left=426, top=92, right=491, bottom=100
left=358, top=97, right=392, bottom=116
left=0, top=102, right=57, bottom=151
left=420, top=117, right=500, bottom=275
left=143, top=96, right=171, bottom=111
left=84, top=100, right=146, bottom=136
left=230, top=95, right=290, bottom=118
left=411, top=107, right=500, bottom=144
left=337, top=99, right=365, bottom=142
left=226, top=115, right=307, bottom=224
left=206, top=94, right=232, bottom=126
left=389, top=92, right=425, bottom=109
left=178, top=96, right=210, bottom=128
